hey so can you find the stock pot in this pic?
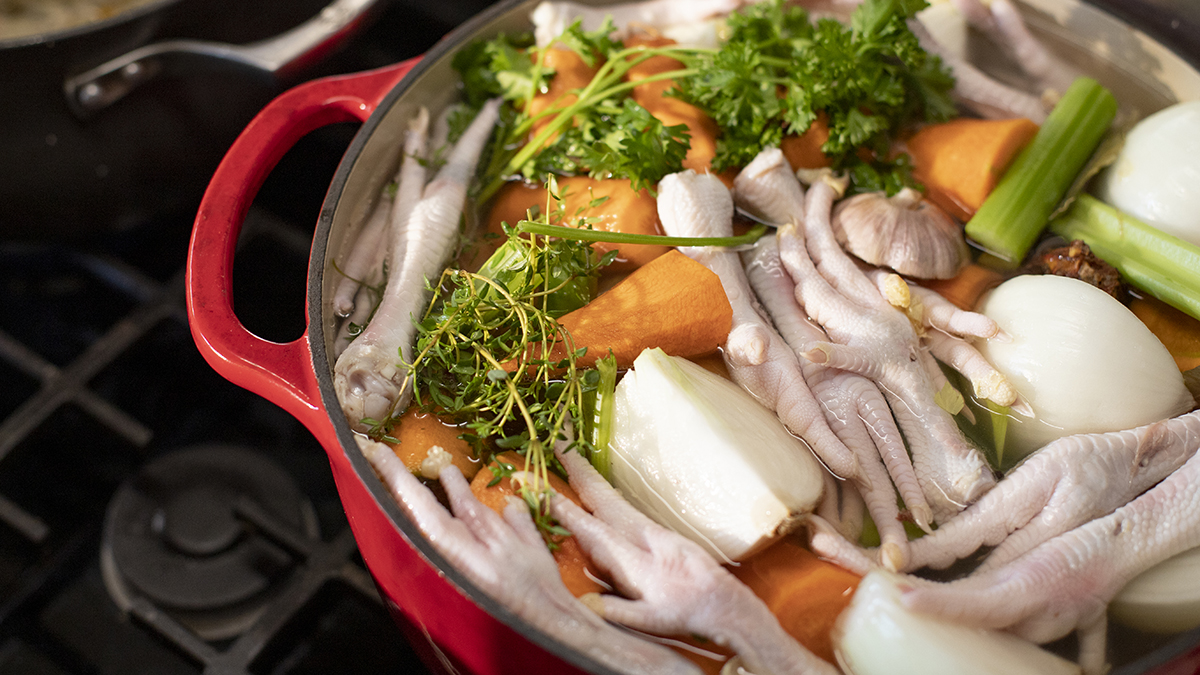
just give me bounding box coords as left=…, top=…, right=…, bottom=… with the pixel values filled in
left=185, top=0, right=1200, bottom=672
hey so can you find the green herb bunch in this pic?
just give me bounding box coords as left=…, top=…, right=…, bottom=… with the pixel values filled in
left=374, top=190, right=615, bottom=532
left=675, top=0, right=956, bottom=193
left=452, top=19, right=703, bottom=202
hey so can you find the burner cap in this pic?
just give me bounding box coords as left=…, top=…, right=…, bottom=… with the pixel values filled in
left=101, top=445, right=318, bottom=640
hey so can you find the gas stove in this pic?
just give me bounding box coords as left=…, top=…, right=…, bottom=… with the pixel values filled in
left=0, top=1, right=497, bottom=673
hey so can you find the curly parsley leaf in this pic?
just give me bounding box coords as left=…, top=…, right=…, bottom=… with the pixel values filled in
left=557, top=16, right=621, bottom=67
left=676, top=0, right=955, bottom=193
left=452, top=33, right=542, bottom=107
left=524, top=97, right=691, bottom=193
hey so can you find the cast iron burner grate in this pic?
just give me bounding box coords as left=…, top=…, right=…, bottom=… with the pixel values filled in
left=0, top=3, right=510, bottom=671
left=0, top=200, right=430, bottom=674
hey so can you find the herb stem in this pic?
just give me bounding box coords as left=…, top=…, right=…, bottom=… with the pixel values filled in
left=477, top=55, right=700, bottom=203
left=517, top=220, right=769, bottom=248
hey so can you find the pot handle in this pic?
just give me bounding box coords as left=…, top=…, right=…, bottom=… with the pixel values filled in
left=64, top=0, right=383, bottom=118
left=186, top=58, right=418, bottom=445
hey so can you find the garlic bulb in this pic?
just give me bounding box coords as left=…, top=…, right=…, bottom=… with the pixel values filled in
left=1096, top=101, right=1200, bottom=247
left=607, top=348, right=825, bottom=562
left=975, top=274, right=1193, bottom=461
left=834, top=571, right=1081, bottom=675
left=831, top=188, right=969, bottom=279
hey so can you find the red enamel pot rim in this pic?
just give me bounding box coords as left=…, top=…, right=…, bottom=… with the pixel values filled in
left=186, top=0, right=1200, bottom=672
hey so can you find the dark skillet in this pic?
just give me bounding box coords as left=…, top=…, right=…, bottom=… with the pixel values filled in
left=0, top=0, right=380, bottom=239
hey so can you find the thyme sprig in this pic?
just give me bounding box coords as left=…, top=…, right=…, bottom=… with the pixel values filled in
left=371, top=207, right=610, bottom=532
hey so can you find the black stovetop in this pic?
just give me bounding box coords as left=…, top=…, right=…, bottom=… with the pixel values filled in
left=0, top=1, right=498, bottom=673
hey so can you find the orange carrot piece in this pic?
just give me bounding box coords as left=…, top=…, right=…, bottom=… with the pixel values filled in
left=920, top=263, right=1006, bottom=311
left=624, top=35, right=720, bottom=173
left=730, top=537, right=861, bottom=665
left=469, top=452, right=609, bottom=597
left=528, top=48, right=601, bottom=138
left=1132, top=295, right=1200, bottom=372
left=388, top=405, right=483, bottom=481
left=480, top=176, right=670, bottom=273
left=781, top=113, right=832, bottom=170
left=907, top=117, right=1040, bottom=222
left=555, top=249, right=732, bottom=368
left=557, top=176, right=670, bottom=270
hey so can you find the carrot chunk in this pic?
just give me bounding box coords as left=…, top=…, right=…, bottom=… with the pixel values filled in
left=781, top=113, right=833, bottom=170
left=528, top=48, right=601, bottom=138
left=730, top=538, right=862, bottom=665
left=481, top=176, right=670, bottom=273
left=387, top=406, right=482, bottom=481
left=624, top=35, right=720, bottom=173
left=919, top=263, right=1006, bottom=311
left=555, top=249, right=732, bottom=368
left=906, top=117, right=1040, bottom=221
left=469, top=452, right=609, bottom=597
left=1131, top=295, right=1200, bottom=372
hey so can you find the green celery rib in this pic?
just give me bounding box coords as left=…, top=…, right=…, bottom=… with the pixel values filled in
left=965, top=77, right=1117, bottom=264
left=590, top=354, right=618, bottom=480
left=1049, top=194, right=1200, bottom=320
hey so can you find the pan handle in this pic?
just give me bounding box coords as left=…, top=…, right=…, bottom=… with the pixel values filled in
left=64, top=0, right=383, bottom=118
left=186, top=58, right=418, bottom=445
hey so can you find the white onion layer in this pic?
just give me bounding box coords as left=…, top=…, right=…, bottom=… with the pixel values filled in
left=975, top=275, right=1192, bottom=461
left=1111, top=545, right=1200, bottom=634
left=834, top=571, right=1081, bottom=675
left=1097, top=101, right=1200, bottom=247
left=608, top=348, right=825, bottom=562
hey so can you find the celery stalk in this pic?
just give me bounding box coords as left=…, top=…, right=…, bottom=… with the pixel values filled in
left=1050, top=194, right=1200, bottom=320
left=965, top=77, right=1117, bottom=264
left=587, top=354, right=618, bottom=480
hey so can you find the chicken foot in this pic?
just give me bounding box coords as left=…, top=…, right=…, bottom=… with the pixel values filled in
left=532, top=0, right=744, bottom=48
left=655, top=169, right=860, bottom=482
left=332, top=111, right=433, bottom=360
left=900, top=410, right=1200, bottom=675
left=552, top=442, right=840, bottom=675
left=777, top=177, right=995, bottom=522
left=865, top=269, right=1019, bottom=410
left=331, top=107, right=430, bottom=320
left=737, top=149, right=934, bottom=551
left=334, top=99, right=500, bottom=431
left=909, top=17, right=1048, bottom=123
left=358, top=437, right=703, bottom=675
left=907, top=409, right=1200, bottom=573
left=951, top=0, right=1081, bottom=96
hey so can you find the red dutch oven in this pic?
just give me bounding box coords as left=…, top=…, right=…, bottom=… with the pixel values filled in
left=186, top=0, right=1200, bottom=672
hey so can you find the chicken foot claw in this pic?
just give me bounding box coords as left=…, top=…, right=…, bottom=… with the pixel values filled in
left=553, top=444, right=840, bottom=675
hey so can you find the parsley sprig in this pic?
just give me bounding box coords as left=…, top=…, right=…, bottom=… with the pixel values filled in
left=453, top=20, right=703, bottom=202
left=675, top=0, right=956, bottom=191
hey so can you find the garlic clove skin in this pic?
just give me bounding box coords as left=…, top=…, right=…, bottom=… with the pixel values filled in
left=831, top=188, right=969, bottom=279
